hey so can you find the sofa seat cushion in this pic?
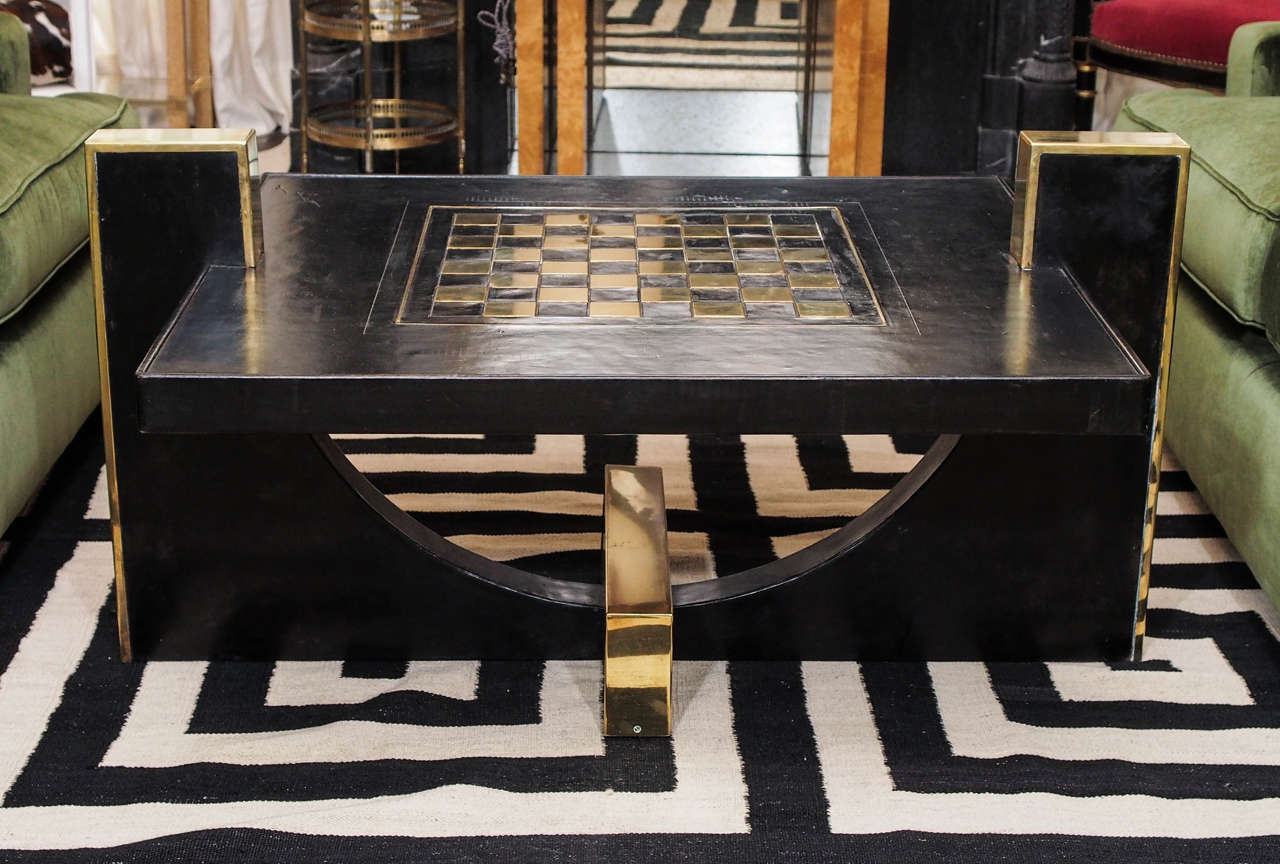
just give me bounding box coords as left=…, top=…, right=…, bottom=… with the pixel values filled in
left=0, top=91, right=132, bottom=324
left=1092, top=0, right=1277, bottom=71
left=1115, top=88, right=1280, bottom=352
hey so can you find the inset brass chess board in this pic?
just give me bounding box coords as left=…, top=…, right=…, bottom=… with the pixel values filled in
left=397, top=207, right=884, bottom=325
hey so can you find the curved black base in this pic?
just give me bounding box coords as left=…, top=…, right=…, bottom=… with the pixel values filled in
left=122, top=429, right=1144, bottom=661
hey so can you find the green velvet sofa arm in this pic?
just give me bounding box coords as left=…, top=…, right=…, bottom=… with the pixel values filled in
left=1226, top=21, right=1280, bottom=98
left=0, top=11, right=31, bottom=97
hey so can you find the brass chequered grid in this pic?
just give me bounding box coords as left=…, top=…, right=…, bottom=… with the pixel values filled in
left=430, top=210, right=853, bottom=321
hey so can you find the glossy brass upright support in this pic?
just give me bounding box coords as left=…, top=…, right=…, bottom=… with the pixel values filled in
left=1012, top=130, right=1191, bottom=661
left=603, top=465, right=673, bottom=737
left=85, top=128, right=262, bottom=661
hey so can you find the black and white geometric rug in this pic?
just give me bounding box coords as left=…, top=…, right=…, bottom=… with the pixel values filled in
left=1, top=418, right=1278, bottom=861
left=604, top=0, right=818, bottom=90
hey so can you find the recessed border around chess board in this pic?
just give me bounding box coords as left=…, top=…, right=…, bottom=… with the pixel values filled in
left=394, top=206, right=886, bottom=326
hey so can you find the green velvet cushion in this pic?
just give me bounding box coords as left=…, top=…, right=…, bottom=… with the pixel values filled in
left=0, top=250, right=100, bottom=535
left=0, top=91, right=134, bottom=324
left=1166, top=281, right=1280, bottom=613
left=1115, top=89, right=1280, bottom=352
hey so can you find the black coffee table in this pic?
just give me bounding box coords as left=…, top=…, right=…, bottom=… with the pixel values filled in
left=88, top=129, right=1188, bottom=670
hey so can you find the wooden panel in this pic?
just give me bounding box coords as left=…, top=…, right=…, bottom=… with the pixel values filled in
left=516, top=0, right=545, bottom=174
left=854, top=0, right=889, bottom=175
left=827, top=0, right=863, bottom=175
left=556, top=0, right=587, bottom=173
left=828, top=0, right=888, bottom=176
left=189, top=0, right=213, bottom=128
left=164, top=0, right=187, bottom=128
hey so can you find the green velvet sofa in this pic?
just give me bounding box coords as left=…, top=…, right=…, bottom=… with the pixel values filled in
left=0, top=13, right=136, bottom=536
left=1114, top=21, right=1280, bottom=611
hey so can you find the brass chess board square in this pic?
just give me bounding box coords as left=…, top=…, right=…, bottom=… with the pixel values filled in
left=398, top=207, right=883, bottom=325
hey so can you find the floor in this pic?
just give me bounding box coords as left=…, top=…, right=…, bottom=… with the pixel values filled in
left=586, top=89, right=828, bottom=176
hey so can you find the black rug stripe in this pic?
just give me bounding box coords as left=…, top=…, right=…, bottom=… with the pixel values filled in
left=367, top=470, right=600, bottom=495
left=861, top=662, right=1280, bottom=798
left=609, top=0, right=665, bottom=26
left=7, top=597, right=676, bottom=805
left=10, top=832, right=1280, bottom=864
left=796, top=434, right=908, bottom=490
left=334, top=435, right=537, bottom=455
left=989, top=611, right=1280, bottom=730
left=729, top=0, right=756, bottom=27
left=188, top=661, right=545, bottom=732
left=688, top=435, right=777, bottom=576
left=1152, top=562, right=1260, bottom=590
left=1158, top=471, right=1196, bottom=492
left=674, top=0, right=712, bottom=37
left=1157, top=513, right=1227, bottom=538
left=729, top=661, right=828, bottom=832
left=0, top=419, right=104, bottom=680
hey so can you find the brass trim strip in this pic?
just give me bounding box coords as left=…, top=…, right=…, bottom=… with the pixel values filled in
left=1134, top=143, right=1191, bottom=659
left=84, top=128, right=263, bottom=661
left=603, top=465, right=673, bottom=737
left=1011, top=130, right=1188, bottom=269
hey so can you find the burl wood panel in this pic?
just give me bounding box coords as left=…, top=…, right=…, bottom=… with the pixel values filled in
left=556, top=0, right=588, bottom=173
left=829, top=0, right=888, bottom=176
left=516, top=0, right=545, bottom=173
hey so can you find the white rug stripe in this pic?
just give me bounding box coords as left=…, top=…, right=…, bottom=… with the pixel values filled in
left=1147, top=587, right=1280, bottom=640
left=390, top=490, right=602, bottom=515
left=805, top=663, right=1280, bottom=837
left=771, top=529, right=839, bottom=559
left=333, top=434, right=486, bottom=440
left=0, top=663, right=746, bottom=847
left=608, top=0, right=642, bottom=17
left=86, top=469, right=108, bottom=520
left=0, top=541, right=113, bottom=802
left=103, top=661, right=603, bottom=767
left=344, top=435, right=585, bottom=475
left=932, top=662, right=1280, bottom=765
left=1048, top=637, right=1253, bottom=705
left=606, top=51, right=801, bottom=68
left=842, top=434, right=926, bottom=473
left=743, top=436, right=891, bottom=517
left=444, top=531, right=714, bottom=583
left=1153, top=536, right=1241, bottom=565
left=1156, top=490, right=1209, bottom=516
left=265, top=661, right=481, bottom=706
left=636, top=435, right=696, bottom=511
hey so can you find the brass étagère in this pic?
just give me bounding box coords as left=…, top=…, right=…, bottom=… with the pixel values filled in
left=298, top=0, right=466, bottom=174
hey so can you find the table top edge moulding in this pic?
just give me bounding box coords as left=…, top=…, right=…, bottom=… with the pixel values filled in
left=133, top=171, right=1153, bottom=435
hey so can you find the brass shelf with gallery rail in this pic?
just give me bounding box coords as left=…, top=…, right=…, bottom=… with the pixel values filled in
left=298, top=0, right=465, bottom=173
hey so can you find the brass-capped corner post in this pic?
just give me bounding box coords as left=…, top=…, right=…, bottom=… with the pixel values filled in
left=603, top=465, right=673, bottom=737
left=86, top=128, right=264, bottom=661
left=1012, top=130, right=1191, bottom=661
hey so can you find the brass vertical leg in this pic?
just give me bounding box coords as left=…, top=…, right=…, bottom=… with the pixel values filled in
left=602, top=465, right=673, bottom=737
left=361, top=0, right=374, bottom=173
left=456, top=0, right=467, bottom=174
left=393, top=40, right=402, bottom=175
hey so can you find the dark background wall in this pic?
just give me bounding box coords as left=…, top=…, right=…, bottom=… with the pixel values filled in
left=882, top=0, right=1077, bottom=177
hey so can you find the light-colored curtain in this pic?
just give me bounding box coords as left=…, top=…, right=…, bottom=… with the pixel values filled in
left=209, top=0, right=292, bottom=134
left=91, top=0, right=292, bottom=134
left=92, top=0, right=167, bottom=84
